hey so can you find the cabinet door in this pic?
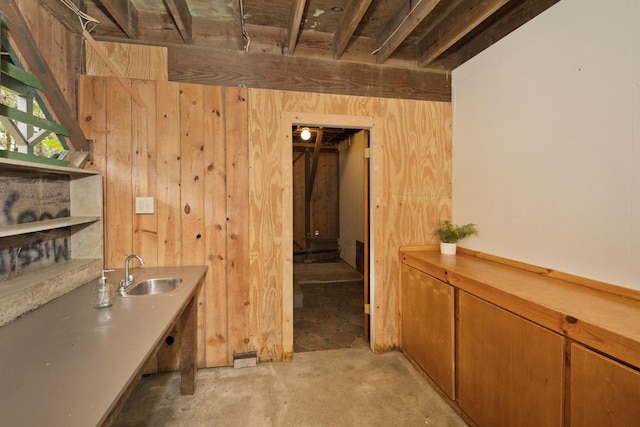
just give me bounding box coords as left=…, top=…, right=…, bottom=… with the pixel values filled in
left=458, top=292, right=564, bottom=427
left=570, top=343, right=640, bottom=426
left=400, top=264, right=455, bottom=398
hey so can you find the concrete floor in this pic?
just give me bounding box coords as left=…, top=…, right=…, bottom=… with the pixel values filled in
left=113, top=347, right=467, bottom=426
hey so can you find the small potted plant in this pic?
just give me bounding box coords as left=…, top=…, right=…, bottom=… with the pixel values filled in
left=436, top=219, right=478, bottom=255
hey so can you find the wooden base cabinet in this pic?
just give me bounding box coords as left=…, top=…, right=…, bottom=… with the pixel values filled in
left=400, top=264, right=455, bottom=398
left=570, top=343, right=640, bottom=426
left=457, top=291, right=564, bottom=427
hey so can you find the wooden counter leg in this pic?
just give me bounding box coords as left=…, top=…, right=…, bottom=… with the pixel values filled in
left=180, top=295, right=197, bottom=395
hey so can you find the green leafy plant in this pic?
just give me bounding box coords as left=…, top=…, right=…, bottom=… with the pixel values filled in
left=436, top=220, right=478, bottom=243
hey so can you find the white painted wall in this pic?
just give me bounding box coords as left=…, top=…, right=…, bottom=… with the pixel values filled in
left=452, top=0, right=640, bottom=289
left=339, top=131, right=365, bottom=268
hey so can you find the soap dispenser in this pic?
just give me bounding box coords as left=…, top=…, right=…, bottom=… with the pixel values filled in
left=94, top=269, right=115, bottom=309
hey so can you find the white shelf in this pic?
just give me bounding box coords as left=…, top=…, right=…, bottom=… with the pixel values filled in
left=0, top=157, right=99, bottom=177
left=0, top=158, right=104, bottom=326
left=0, top=216, right=101, bottom=238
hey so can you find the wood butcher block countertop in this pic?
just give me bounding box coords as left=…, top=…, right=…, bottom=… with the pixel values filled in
left=401, top=248, right=640, bottom=368
left=0, top=265, right=207, bottom=427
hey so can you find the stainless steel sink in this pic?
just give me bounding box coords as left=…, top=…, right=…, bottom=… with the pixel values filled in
left=125, top=277, right=183, bottom=296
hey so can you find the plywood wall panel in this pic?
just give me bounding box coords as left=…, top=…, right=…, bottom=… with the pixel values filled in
left=248, top=89, right=286, bottom=361
left=250, top=89, right=451, bottom=353
left=85, top=41, right=168, bottom=81
left=370, top=97, right=452, bottom=348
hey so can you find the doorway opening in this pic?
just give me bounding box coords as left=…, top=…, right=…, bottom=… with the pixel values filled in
left=291, top=125, right=371, bottom=353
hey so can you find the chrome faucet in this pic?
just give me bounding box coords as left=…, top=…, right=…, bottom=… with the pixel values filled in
left=119, top=254, right=145, bottom=293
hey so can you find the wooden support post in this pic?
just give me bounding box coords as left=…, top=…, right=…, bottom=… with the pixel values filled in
left=180, top=294, right=198, bottom=395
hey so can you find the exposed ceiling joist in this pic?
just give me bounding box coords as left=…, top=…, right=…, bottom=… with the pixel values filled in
left=332, top=0, right=373, bottom=60
left=231, top=0, right=245, bottom=50
left=164, top=0, right=193, bottom=44
left=440, top=0, right=561, bottom=69
left=38, top=0, right=559, bottom=99
left=287, top=0, right=307, bottom=55
left=375, top=0, right=441, bottom=64
left=100, top=0, right=137, bottom=39
left=36, top=0, right=84, bottom=33
left=167, top=43, right=451, bottom=101
left=417, top=0, right=509, bottom=68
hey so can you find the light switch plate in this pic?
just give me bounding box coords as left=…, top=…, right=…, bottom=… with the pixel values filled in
left=135, top=197, right=154, bottom=214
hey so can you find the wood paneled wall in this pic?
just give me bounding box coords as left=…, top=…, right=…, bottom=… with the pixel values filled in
left=249, top=90, right=452, bottom=356
left=15, top=0, right=79, bottom=117
left=79, top=76, right=451, bottom=367
left=78, top=76, right=249, bottom=369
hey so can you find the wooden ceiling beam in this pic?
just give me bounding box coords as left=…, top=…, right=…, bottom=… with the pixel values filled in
left=439, top=0, right=560, bottom=69
left=36, top=0, right=85, bottom=34
left=375, top=0, right=441, bottom=64
left=417, top=0, right=509, bottom=68
left=164, top=0, right=193, bottom=44
left=287, top=0, right=307, bottom=55
left=167, top=43, right=451, bottom=101
left=2, top=0, right=90, bottom=152
left=332, top=0, right=372, bottom=60
left=230, top=0, right=245, bottom=50
left=99, top=0, right=137, bottom=39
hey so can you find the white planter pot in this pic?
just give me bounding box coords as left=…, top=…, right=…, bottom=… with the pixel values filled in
left=440, top=242, right=457, bottom=255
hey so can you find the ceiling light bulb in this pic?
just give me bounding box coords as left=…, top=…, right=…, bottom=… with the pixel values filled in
left=300, top=127, right=311, bottom=140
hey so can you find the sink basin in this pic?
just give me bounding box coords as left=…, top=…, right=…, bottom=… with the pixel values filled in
left=126, top=277, right=183, bottom=296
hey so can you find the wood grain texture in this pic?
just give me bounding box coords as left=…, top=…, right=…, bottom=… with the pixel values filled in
left=248, top=88, right=286, bottom=361
left=226, top=87, right=251, bottom=359
left=310, top=152, right=338, bottom=240
left=400, top=264, right=455, bottom=398
left=85, top=41, right=168, bottom=81
left=155, top=81, right=182, bottom=268
left=104, top=77, right=133, bottom=267
left=458, top=291, right=564, bottom=427
left=254, top=92, right=451, bottom=355
left=402, top=249, right=640, bottom=368
left=179, top=83, right=206, bottom=367
left=131, top=80, right=159, bottom=266
left=16, top=0, right=79, bottom=111
left=80, top=78, right=452, bottom=365
left=168, top=44, right=451, bottom=102
left=203, top=85, right=229, bottom=367
left=570, top=343, right=640, bottom=426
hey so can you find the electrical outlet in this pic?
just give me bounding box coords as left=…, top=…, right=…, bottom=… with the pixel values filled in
left=135, top=197, right=154, bottom=214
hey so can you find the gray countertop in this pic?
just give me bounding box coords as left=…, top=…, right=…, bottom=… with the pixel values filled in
left=0, top=265, right=207, bottom=427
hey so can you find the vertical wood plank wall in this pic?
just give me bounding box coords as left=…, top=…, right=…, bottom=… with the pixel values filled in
left=15, top=0, right=79, bottom=117
left=79, top=76, right=451, bottom=367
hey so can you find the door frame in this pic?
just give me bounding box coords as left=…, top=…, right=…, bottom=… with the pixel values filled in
left=283, top=112, right=377, bottom=352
